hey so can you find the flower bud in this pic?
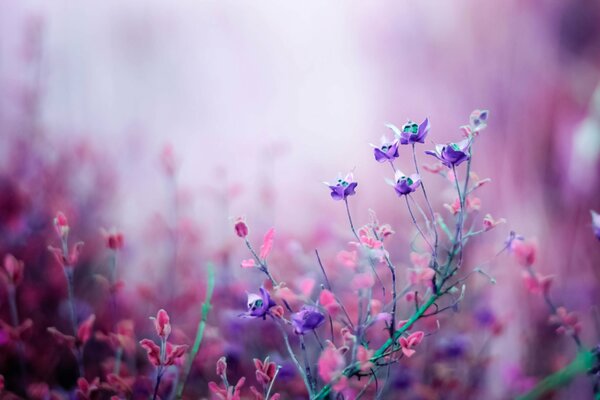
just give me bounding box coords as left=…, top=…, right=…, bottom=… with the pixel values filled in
left=54, top=211, right=69, bottom=239
left=233, top=217, right=248, bottom=238
left=216, top=356, right=227, bottom=376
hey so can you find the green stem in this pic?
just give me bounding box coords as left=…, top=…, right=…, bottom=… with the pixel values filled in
left=175, top=264, right=216, bottom=399
left=516, top=350, right=594, bottom=400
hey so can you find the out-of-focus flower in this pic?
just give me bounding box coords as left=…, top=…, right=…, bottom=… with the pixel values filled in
left=511, top=239, right=537, bottom=267
left=151, top=309, right=171, bottom=339
left=443, top=196, right=480, bottom=215
left=351, top=272, right=375, bottom=290
left=233, top=217, right=249, bottom=238
left=549, top=307, right=582, bottom=336
left=47, top=314, right=95, bottom=348
left=244, top=287, right=276, bottom=319
left=389, top=170, right=421, bottom=196
left=398, top=331, right=425, bottom=358
left=319, top=289, right=340, bottom=317
left=291, top=305, right=325, bottom=334
left=47, top=242, right=84, bottom=268
left=521, top=271, right=553, bottom=295
left=208, top=377, right=245, bottom=400
left=76, top=377, right=101, bottom=400
left=591, top=210, right=600, bottom=240
left=356, top=226, right=383, bottom=249
left=101, top=228, right=124, bottom=250
left=2, top=254, right=24, bottom=286
left=241, top=259, right=256, bottom=269
left=407, top=266, right=435, bottom=286
left=324, top=173, right=358, bottom=201
left=259, top=227, right=275, bottom=260
left=371, top=134, right=399, bottom=162
left=0, top=318, right=33, bottom=342
left=317, top=341, right=348, bottom=386
left=483, top=214, right=506, bottom=231
left=357, top=345, right=374, bottom=372
left=387, top=118, right=430, bottom=145
left=425, top=139, right=471, bottom=168
left=139, top=339, right=187, bottom=367
left=463, top=109, right=489, bottom=138
left=253, top=356, right=277, bottom=386
left=54, top=211, right=69, bottom=239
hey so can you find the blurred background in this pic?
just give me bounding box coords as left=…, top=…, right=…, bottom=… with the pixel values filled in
left=1, top=0, right=600, bottom=399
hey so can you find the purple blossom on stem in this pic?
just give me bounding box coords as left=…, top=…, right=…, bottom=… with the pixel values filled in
left=425, top=139, right=471, bottom=168
left=324, top=173, right=357, bottom=201
left=244, top=287, right=276, bottom=319
left=387, top=118, right=430, bottom=145
left=371, top=135, right=399, bottom=163
left=388, top=170, right=421, bottom=196
left=291, top=306, right=325, bottom=334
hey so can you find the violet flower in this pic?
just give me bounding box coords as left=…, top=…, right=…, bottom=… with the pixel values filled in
left=324, top=173, right=358, bottom=201
left=291, top=306, right=325, bottom=334
left=388, top=170, right=421, bottom=196
left=591, top=210, right=600, bottom=241
left=425, top=139, right=471, bottom=168
left=387, top=118, right=430, bottom=145
left=244, top=287, right=276, bottom=320
left=371, top=135, right=399, bottom=163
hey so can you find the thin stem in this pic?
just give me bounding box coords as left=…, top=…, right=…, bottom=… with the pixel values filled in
left=265, top=366, right=280, bottom=400
left=411, top=143, right=439, bottom=257
left=405, top=196, right=434, bottom=252
left=299, top=334, right=316, bottom=392
left=245, top=238, right=278, bottom=286
left=315, top=250, right=332, bottom=290
left=176, top=264, right=216, bottom=399
left=275, top=321, right=313, bottom=397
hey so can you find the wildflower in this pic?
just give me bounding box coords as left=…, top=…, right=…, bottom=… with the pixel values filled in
left=408, top=266, right=435, bottom=286
left=150, top=309, right=171, bottom=339
left=139, top=339, right=187, bottom=367
left=208, top=377, right=246, bottom=400
left=244, top=287, right=276, bottom=319
left=549, top=307, right=582, bottom=336
left=54, top=211, right=69, bottom=239
left=351, top=272, right=375, bottom=290
left=47, top=241, right=84, bottom=268
left=521, top=271, right=553, bottom=295
left=591, top=210, right=600, bottom=240
left=101, top=228, right=124, bottom=250
left=483, top=214, right=506, bottom=231
left=2, top=254, right=24, bottom=286
left=233, top=217, right=249, bottom=238
left=389, top=170, right=421, bottom=196
left=0, top=318, right=33, bottom=342
left=47, top=314, right=95, bottom=348
left=357, top=346, right=374, bottom=372
left=398, top=331, right=425, bottom=358
left=216, top=356, right=227, bottom=376
left=291, top=305, right=325, bottom=334
left=319, top=289, right=340, bottom=317
left=371, top=134, right=399, bottom=162
left=317, top=341, right=348, bottom=384
left=356, top=226, right=383, bottom=249
left=461, top=109, right=489, bottom=137
left=324, top=173, right=358, bottom=201
left=387, top=118, right=430, bottom=145
left=425, top=139, right=471, bottom=168
left=511, top=239, right=537, bottom=267
left=253, top=356, right=277, bottom=386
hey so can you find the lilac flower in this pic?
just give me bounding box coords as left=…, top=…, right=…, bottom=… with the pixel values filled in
left=387, top=118, right=430, bottom=145
left=591, top=210, right=600, bottom=241
left=425, top=139, right=471, bottom=168
left=370, top=135, right=399, bottom=163
left=469, top=109, right=489, bottom=132
left=291, top=306, right=325, bottom=334
left=388, top=170, right=421, bottom=196
left=324, top=173, right=358, bottom=201
left=244, top=287, right=276, bottom=319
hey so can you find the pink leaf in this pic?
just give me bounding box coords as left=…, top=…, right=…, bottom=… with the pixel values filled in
left=259, top=227, right=275, bottom=259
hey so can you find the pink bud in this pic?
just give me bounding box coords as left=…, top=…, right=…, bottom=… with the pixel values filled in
left=216, top=356, right=227, bottom=376
left=3, top=254, right=24, bottom=286
left=54, top=211, right=69, bottom=238
left=234, top=217, right=249, bottom=238
left=152, top=309, right=171, bottom=339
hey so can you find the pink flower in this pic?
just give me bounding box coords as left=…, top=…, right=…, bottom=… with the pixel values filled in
left=47, top=242, right=84, bottom=268
left=511, top=240, right=537, bottom=267
left=253, top=356, right=277, bottom=387
left=357, top=226, right=382, bottom=249
left=3, top=254, right=24, bottom=286
left=318, top=341, right=346, bottom=383
left=54, top=211, right=69, bottom=239
left=233, top=217, right=249, bottom=238
left=101, top=228, right=124, bottom=250
left=216, top=356, right=227, bottom=376
left=47, top=314, right=95, bottom=348
left=549, top=307, right=582, bottom=336
left=319, top=289, right=340, bottom=317
left=522, top=271, right=553, bottom=295
left=151, top=309, right=171, bottom=339
left=351, top=272, right=375, bottom=290
left=139, top=339, right=187, bottom=367
left=77, top=314, right=96, bottom=344
left=398, top=331, right=425, bottom=358
left=357, top=346, right=374, bottom=372
left=482, top=214, right=506, bottom=231
left=208, top=377, right=246, bottom=400
left=241, top=259, right=256, bottom=269
left=139, top=339, right=161, bottom=366
left=336, top=250, right=357, bottom=269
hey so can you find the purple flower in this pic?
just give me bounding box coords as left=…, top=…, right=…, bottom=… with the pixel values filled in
left=291, top=305, right=325, bottom=334
left=324, top=173, right=358, bottom=201
left=387, top=118, right=430, bottom=145
left=425, top=139, right=471, bottom=168
left=469, top=109, right=489, bottom=132
left=244, top=287, right=276, bottom=319
left=591, top=210, right=600, bottom=241
left=388, top=170, right=421, bottom=196
left=371, top=135, right=399, bottom=163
